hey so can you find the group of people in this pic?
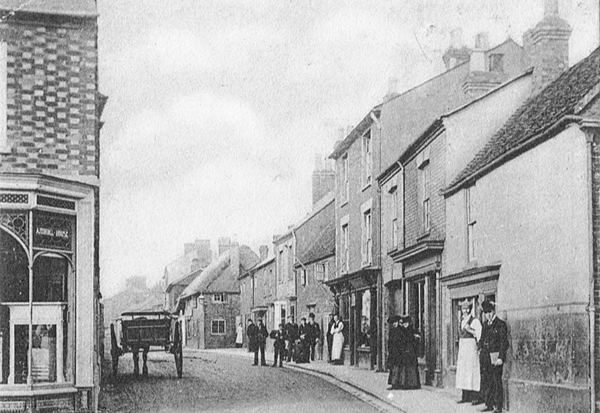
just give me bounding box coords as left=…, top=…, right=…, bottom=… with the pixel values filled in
left=455, top=299, right=509, bottom=413
left=244, top=312, right=347, bottom=368
left=386, top=315, right=421, bottom=390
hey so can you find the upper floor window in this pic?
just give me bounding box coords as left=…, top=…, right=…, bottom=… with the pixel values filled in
left=362, top=209, right=372, bottom=266
left=301, top=268, right=307, bottom=286
left=362, top=130, right=372, bottom=187
left=213, top=293, right=226, bottom=303
left=489, top=53, right=504, bottom=73
left=341, top=223, right=349, bottom=273
left=417, top=147, right=431, bottom=233
left=269, top=268, right=273, bottom=288
left=278, top=249, right=284, bottom=283
left=341, top=154, right=349, bottom=203
left=315, top=263, right=328, bottom=281
left=466, top=185, right=478, bottom=262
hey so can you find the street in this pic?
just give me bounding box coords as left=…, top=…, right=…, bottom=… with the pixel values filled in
left=99, top=351, right=383, bottom=413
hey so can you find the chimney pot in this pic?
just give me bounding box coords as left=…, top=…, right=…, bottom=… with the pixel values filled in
left=259, top=245, right=269, bottom=261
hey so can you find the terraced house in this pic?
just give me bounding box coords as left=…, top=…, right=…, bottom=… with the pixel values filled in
left=0, top=0, right=106, bottom=411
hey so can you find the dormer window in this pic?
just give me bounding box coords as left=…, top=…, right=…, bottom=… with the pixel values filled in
left=489, top=54, right=504, bottom=73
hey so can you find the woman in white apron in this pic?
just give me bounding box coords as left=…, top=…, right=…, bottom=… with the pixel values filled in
left=330, top=314, right=345, bottom=365
left=456, top=299, right=482, bottom=404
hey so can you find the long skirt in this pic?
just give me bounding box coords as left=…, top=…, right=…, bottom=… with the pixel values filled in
left=331, top=333, right=344, bottom=361
left=456, top=338, right=480, bottom=391
left=398, top=362, right=420, bottom=389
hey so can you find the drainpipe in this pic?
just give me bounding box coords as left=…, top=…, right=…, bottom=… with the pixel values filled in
left=583, top=121, right=599, bottom=413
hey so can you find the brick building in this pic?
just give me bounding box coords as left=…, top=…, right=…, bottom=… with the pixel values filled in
left=0, top=1, right=106, bottom=412
left=442, top=19, right=600, bottom=413
left=176, top=241, right=258, bottom=349
left=293, top=193, right=335, bottom=360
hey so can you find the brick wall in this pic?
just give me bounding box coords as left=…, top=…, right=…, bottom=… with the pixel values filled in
left=202, top=294, right=240, bottom=349
left=0, top=13, right=100, bottom=178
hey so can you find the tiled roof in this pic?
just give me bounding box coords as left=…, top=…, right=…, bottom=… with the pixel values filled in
left=296, top=222, right=335, bottom=266
left=445, top=47, right=600, bottom=195
left=0, top=0, right=97, bottom=16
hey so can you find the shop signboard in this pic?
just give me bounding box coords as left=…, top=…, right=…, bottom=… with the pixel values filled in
left=33, top=212, right=74, bottom=252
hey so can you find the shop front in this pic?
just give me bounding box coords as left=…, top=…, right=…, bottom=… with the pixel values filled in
left=0, top=174, right=99, bottom=412
left=327, top=270, right=378, bottom=369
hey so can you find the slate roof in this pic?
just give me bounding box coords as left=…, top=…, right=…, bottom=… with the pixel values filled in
left=295, top=222, right=335, bottom=267
left=444, top=47, right=600, bottom=196
left=0, top=0, right=97, bottom=16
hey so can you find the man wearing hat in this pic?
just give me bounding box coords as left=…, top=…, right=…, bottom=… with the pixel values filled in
left=306, top=313, right=321, bottom=361
left=479, top=300, right=509, bottom=413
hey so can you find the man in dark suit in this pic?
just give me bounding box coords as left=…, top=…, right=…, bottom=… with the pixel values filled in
left=479, top=300, right=509, bottom=413
left=246, top=319, right=259, bottom=365
left=297, top=317, right=310, bottom=363
left=307, top=313, right=321, bottom=361
left=270, top=323, right=287, bottom=367
left=284, top=316, right=298, bottom=362
left=326, top=313, right=335, bottom=362
left=255, top=318, right=269, bottom=366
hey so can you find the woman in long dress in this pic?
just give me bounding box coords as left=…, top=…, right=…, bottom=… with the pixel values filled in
left=455, top=299, right=482, bottom=403
left=235, top=323, right=244, bottom=348
left=330, top=314, right=345, bottom=365
left=387, top=316, right=403, bottom=389
left=398, top=316, right=421, bottom=389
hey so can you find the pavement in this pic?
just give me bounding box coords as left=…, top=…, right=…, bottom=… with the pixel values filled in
left=186, top=347, right=491, bottom=413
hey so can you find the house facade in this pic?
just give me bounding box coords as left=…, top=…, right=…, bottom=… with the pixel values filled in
left=293, top=193, right=336, bottom=360
left=328, top=108, right=383, bottom=370
left=0, top=1, right=106, bottom=412
left=442, top=39, right=600, bottom=412
left=177, top=242, right=258, bottom=349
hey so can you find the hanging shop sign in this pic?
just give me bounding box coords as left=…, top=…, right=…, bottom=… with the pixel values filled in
left=33, top=211, right=74, bottom=252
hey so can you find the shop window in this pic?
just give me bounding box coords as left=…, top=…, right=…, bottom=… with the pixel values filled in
left=450, top=293, right=495, bottom=365
left=359, top=291, right=371, bottom=348
left=211, top=320, right=225, bottom=335
left=407, top=279, right=426, bottom=357
left=0, top=231, right=28, bottom=303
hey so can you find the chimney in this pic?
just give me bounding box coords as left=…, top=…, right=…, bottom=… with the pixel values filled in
left=184, top=243, right=195, bottom=254
left=230, top=242, right=240, bottom=277
left=259, top=245, right=269, bottom=261
left=194, top=239, right=212, bottom=267
left=442, top=28, right=472, bottom=70
left=462, top=32, right=502, bottom=98
left=218, top=237, right=231, bottom=256
left=530, top=0, right=572, bottom=95
left=312, top=153, right=335, bottom=206
left=383, top=76, right=399, bottom=101
left=191, top=258, right=200, bottom=272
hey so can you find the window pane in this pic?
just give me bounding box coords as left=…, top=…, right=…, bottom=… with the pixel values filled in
left=0, top=231, right=29, bottom=303
left=14, top=325, right=57, bottom=383
left=360, top=291, right=371, bottom=348
left=33, top=256, right=68, bottom=302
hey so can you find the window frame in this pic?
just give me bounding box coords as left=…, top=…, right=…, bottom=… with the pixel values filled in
left=213, top=293, right=225, bottom=303
left=361, top=209, right=372, bottom=266
left=211, top=319, right=226, bottom=335
left=341, top=223, right=349, bottom=274
left=341, top=154, right=349, bottom=204
left=466, top=185, right=477, bottom=263
left=362, top=129, right=372, bottom=187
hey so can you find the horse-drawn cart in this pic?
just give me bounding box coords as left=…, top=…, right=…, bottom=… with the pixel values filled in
left=110, top=310, right=183, bottom=378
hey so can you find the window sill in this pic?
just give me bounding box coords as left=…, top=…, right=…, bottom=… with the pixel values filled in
left=361, top=261, right=372, bottom=269
left=0, top=384, right=77, bottom=396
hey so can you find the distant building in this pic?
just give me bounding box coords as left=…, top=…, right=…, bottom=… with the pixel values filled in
left=176, top=241, right=258, bottom=349
left=163, top=239, right=212, bottom=311
left=0, top=0, right=106, bottom=411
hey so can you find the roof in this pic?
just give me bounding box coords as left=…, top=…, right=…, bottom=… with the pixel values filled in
left=240, top=254, right=275, bottom=279
left=295, top=221, right=335, bottom=267
left=179, top=245, right=258, bottom=299
left=0, top=0, right=97, bottom=17
left=378, top=39, right=525, bottom=172
left=164, top=249, right=207, bottom=289
left=329, top=107, right=381, bottom=159
left=444, top=46, right=600, bottom=196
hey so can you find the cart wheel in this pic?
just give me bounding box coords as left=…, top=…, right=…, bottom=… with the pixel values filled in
left=110, top=324, right=121, bottom=377
left=173, top=321, right=183, bottom=378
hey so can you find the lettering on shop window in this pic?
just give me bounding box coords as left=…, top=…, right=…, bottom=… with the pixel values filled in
left=33, top=212, right=74, bottom=251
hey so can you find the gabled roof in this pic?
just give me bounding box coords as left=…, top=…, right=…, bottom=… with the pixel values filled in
left=179, top=245, right=258, bottom=299
left=329, top=107, right=381, bottom=159
left=295, top=221, right=335, bottom=267
left=0, top=0, right=97, bottom=17
left=444, top=47, right=600, bottom=196
left=240, top=254, right=275, bottom=280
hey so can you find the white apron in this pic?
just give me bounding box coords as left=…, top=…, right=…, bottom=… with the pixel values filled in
left=330, top=321, right=345, bottom=361
left=456, top=315, right=482, bottom=391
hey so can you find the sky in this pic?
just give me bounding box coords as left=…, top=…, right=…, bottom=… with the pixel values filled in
left=97, top=0, right=599, bottom=297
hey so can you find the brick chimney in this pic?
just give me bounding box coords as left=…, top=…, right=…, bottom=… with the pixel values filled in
left=259, top=245, right=269, bottom=261
left=530, top=0, right=572, bottom=95
left=462, top=32, right=503, bottom=98
left=312, top=153, right=335, bottom=207
left=383, top=76, right=400, bottom=101
left=218, top=237, right=231, bottom=256
left=442, top=28, right=472, bottom=70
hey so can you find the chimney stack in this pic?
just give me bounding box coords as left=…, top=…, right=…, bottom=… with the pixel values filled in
left=218, top=237, right=231, bottom=256
left=312, top=153, right=335, bottom=207
left=259, top=245, right=269, bottom=261
left=442, top=28, right=472, bottom=70
left=384, top=76, right=399, bottom=101
left=462, top=32, right=502, bottom=98
left=530, top=0, right=572, bottom=95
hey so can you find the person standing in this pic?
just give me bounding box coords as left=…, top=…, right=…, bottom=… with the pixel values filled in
left=326, top=313, right=335, bottom=362
left=235, top=323, right=244, bottom=348
left=254, top=318, right=269, bottom=366
left=330, top=314, right=345, bottom=365
left=270, top=323, right=287, bottom=368
left=387, top=316, right=403, bottom=390
left=307, top=313, right=321, bottom=361
left=398, top=316, right=421, bottom=389
left=456, top=299, right=482, bottom=403
left=284, top=316, right=298, bottom=362
left=297, top=317, right=310, bottom=363
left=479, top=300, right=509, bottom=413
left=246, top=319, right=258, bottom=363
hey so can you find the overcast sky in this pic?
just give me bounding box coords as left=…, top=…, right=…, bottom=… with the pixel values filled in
left=98, top=0, right=599, bottom=297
